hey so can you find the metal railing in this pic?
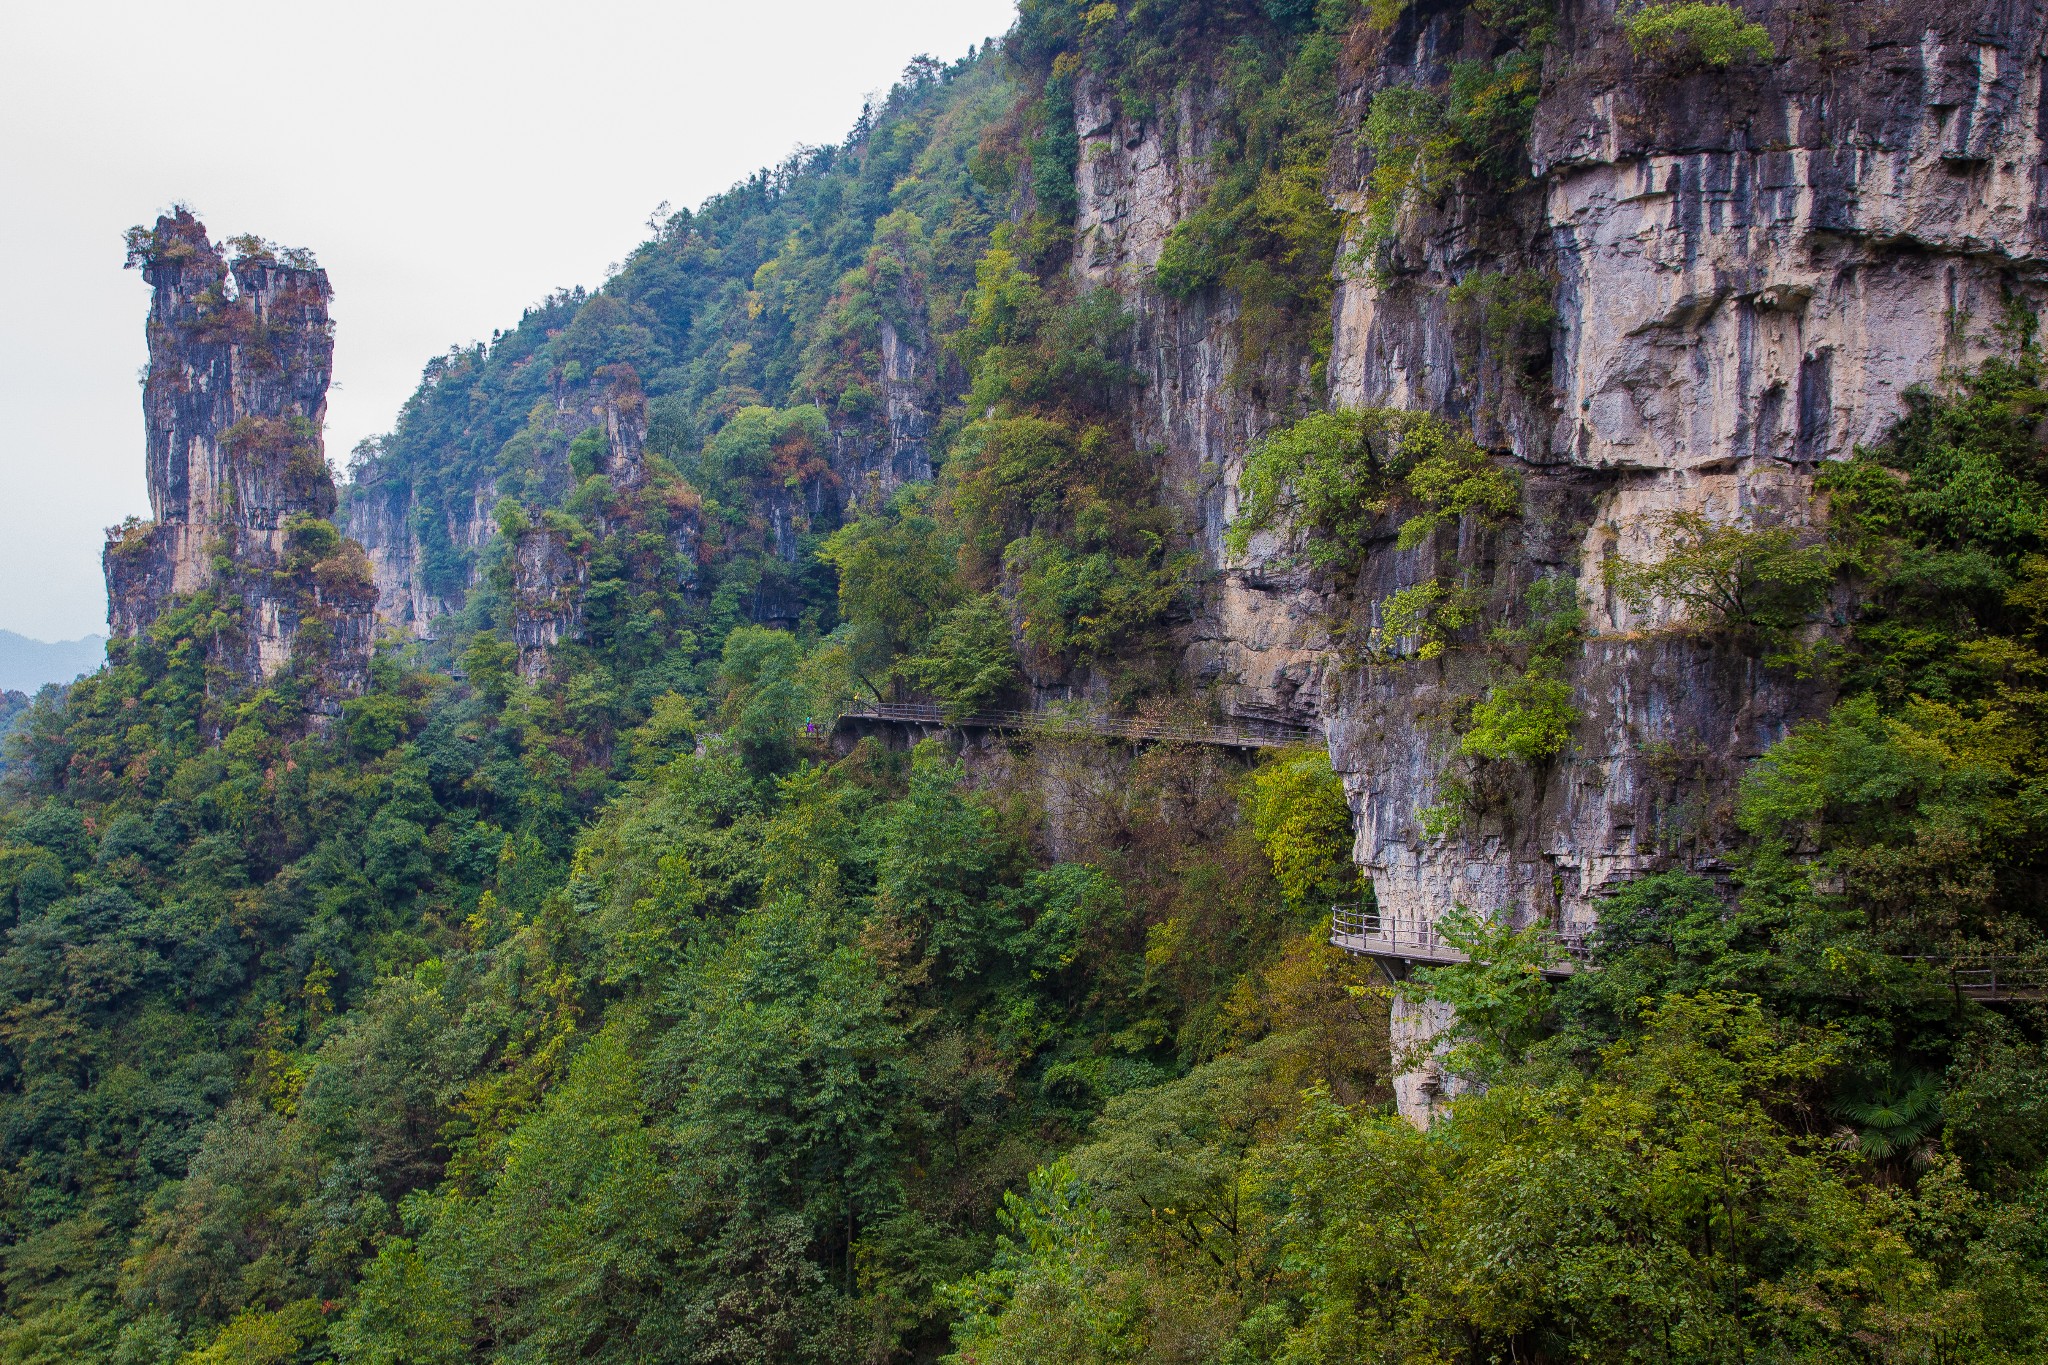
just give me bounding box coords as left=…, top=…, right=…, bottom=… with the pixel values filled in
left=1897, top=957, right=2048, bottom=1002
left=1322, top=915, right=2048, bottom=1003
left=1321, top=928, right=2044, bottom=1000
left=1330, top=904, right=1589, bottom=973
left=1331, top=903, right=1470, bottom=967
left=835, top=700, right=1316, bottom=750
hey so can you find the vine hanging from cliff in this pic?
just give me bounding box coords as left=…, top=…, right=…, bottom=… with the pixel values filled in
left=1225, top=407, right=1520, bottom=573
left=1357, top=0, right=1556, bottom=269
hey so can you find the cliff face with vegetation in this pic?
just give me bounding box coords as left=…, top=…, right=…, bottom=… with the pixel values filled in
left=1301, top=0, right=2048, bottom=1107
left=106, top=211, right=376, bottom=713
left=9, top=3, right=2048, bottom=1361
left=934, top=0, right=2048, bottom=1113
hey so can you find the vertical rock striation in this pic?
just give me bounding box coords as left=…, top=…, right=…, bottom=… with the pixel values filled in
left=509, top=527, right=586, bottom=679
left=104, top=210, right=376, bottom=713
left=1069, top=69, right=1336, bottom=720
left=342, top=447, right=477, bottom=640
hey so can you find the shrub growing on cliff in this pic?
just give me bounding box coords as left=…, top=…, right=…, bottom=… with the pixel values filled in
left=1150, top=6, right=1349, bottom=372
left=1373, top=577, right=1483, bottom=660
left=1458, top=671, right=1578, bottom=763
left=1228, top=408, right=1519, bottom=571
left=1359, top=86, right=1457, bottom=257
left=1396, top=423, right=1522, bottom=549
left=1621, top=1, right=1774, bottom=68
left=1605, top=510, right=1833, bottom=644
left=1459, top=575, right=1585, bottom=764
left=1447, top=268, right=1558, bottom=386
left=905, top=592, right=1020, bottom=720
left=1357, top=1, right=1552, bottom=263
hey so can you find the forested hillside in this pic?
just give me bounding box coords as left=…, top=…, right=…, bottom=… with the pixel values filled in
left=5, top=0, right=2048, bottom=1360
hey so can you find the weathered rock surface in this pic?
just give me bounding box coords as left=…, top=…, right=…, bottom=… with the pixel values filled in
left=1319, top=0, right=2047, bottom=948
left=510, top=527, right=586, bottom=679
left=342, top=448, right=484, bottom=640
left=104, top=210, right=375, bottom=713
left=833, top=316, right=940, bottom=511
left=1069, top=68, right=1336, bottom=721
left=1061, top=0, right=2048, bottom=1118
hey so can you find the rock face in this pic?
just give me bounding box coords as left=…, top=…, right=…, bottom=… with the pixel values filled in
left=510, top=528, right=585, bottom=679
left=1069, top=69, right=1336, bottom=721
left=1065, top=0, right=2048, bottom=1120
left=1330, top=0, right=2044, bottom=940
left=342, top=449, right=479, bottom=640
left=104, top=210, right=376, bottom=712
left=839, top=316, right=940, bottom=504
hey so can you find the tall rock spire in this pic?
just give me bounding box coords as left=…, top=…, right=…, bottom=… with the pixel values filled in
left=104, top=209, right=376, bottom=713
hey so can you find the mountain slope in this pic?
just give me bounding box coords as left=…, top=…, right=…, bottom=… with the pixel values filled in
left=2, top=1, right=2048, bottom=1361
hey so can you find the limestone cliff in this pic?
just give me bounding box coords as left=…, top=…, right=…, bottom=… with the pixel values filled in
left=509, top=526, right=587, bottom=678
left=1056, top=0, right=2048, bottom=1117
left=1333, top=0, right=2043, bottom=944
left=342, top=447, right=481, bottom=638
left=104, top=210, right=375, bottom=713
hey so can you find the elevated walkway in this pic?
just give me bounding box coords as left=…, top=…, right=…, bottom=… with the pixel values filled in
left=1897, top=957, right=2048, bottom=1002
left=1331, top=904, right=1587, bottom=980
left=1330, top=912, right=2047, bottom=1003
left=835, top=700, right=1316, bottom=750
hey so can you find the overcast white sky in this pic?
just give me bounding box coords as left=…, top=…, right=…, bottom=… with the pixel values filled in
left=0, top=0, right=1018, bottom=642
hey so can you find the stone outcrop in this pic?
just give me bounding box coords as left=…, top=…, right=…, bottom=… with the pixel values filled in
left=552, top=364, right=652, bottom=492
left=341, top=446, right=481, bottom=640
left=834, top=316, right=939, bottom=510
left=510, top=527, right=586, bottom=679
left=342, top=290, right=940, bottom=647
left=105, top=210, right=375, bottom=713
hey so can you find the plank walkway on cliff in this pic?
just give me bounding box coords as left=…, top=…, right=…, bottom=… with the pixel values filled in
left=1331, top=906, right=2048, bottom=1004
left=1330, top=904, right=1588, bottom=979
left=833, top=700, right=1316, bottom=750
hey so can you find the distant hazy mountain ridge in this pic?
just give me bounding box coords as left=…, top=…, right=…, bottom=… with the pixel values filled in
left=0, top=631, right=104, bottom=693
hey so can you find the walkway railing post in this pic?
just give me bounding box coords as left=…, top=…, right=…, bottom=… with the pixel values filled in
left=833, top=700, right=1318, bottom=750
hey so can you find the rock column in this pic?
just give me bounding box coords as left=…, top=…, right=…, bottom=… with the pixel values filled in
left=104, top=210, right=376, bottom=712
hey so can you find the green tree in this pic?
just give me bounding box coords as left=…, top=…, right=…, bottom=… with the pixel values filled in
left=819, top=485, right=963, bottom=693
left=1606, top=509, right=1833, bottom=641
left=1228, top=409, right=1517, bottom=571
left=716, top=627, right=806, bottom=776
left=1242, top=746, right=1358, bottom=911
left=904, top=593, right=1020, bottom=720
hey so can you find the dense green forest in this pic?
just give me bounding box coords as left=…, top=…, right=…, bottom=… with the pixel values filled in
left=4, top=0, right=2048, bottom=1360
